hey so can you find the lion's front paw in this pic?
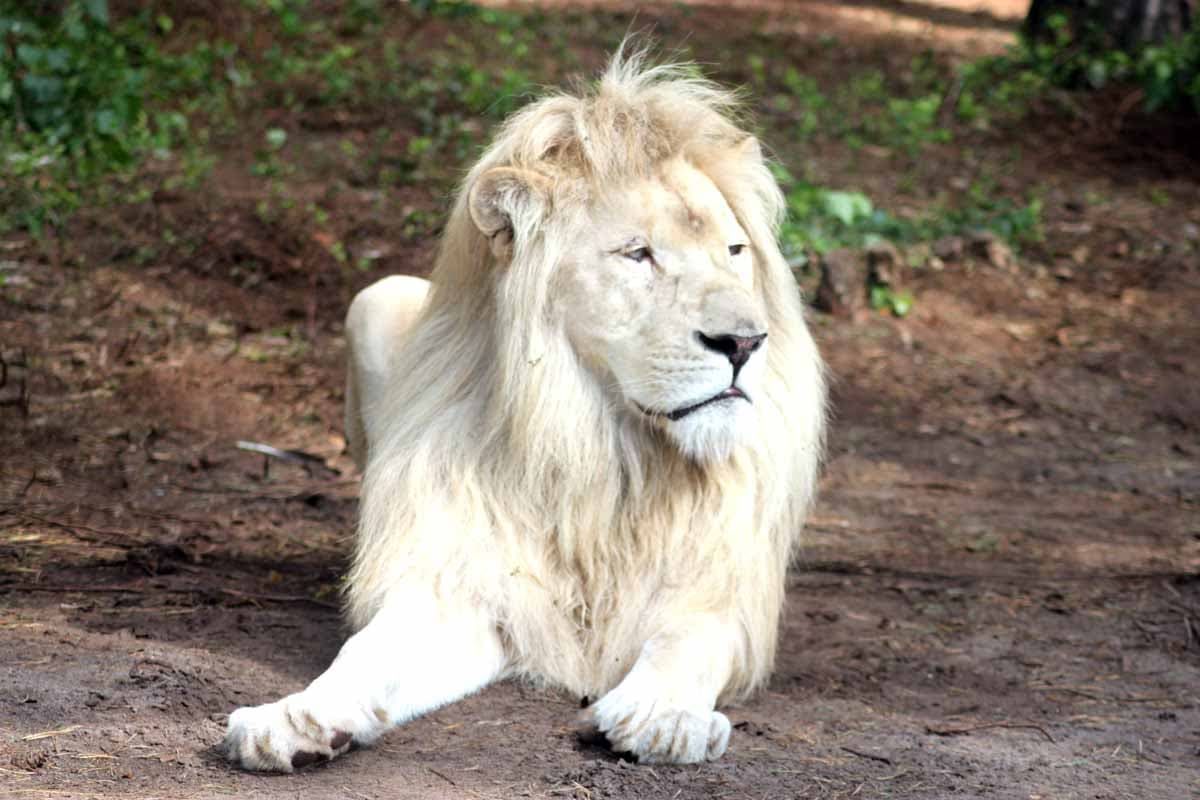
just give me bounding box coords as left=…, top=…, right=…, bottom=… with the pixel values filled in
left=223, top=698, right=354, bottom=772
left=582, top=692, right=731, bottom=764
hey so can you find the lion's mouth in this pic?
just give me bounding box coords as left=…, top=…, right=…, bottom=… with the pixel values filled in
left=641, top=386, right=749, bottom=422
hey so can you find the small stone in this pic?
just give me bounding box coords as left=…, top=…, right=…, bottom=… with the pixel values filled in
left=866, top=240, right=902, bottom=287
left=813, top=249, right=867, bottom=318
left=35, top=466, right=63, bottom=485
left=1003, top=323, right=1036, bottom=342
left=933, top=236, right=965, bottom=261
left=206, top=320, right=236, bottom=339
left=12, top=751, right=51, bottom=771
left=903, top=242, right=930, bottom=267
left=1120, top=288, right=1149, bottom=306
left=968, top=230, right=1016, bottom=271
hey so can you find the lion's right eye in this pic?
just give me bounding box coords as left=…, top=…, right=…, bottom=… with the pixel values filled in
left=625, top=247, right=653, bottom=264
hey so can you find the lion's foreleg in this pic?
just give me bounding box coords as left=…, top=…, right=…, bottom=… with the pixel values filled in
left=582, top=617, right=738, bottom=764
left=222, top=594, right=506, bottom=772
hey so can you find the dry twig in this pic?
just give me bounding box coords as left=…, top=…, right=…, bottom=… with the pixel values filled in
left=14, top=512, right=144, bottom=548
left=840, top=745, right=893, bottom=765
left=0, top=582, right=338, bottom=610
left=22, top=725, right=81, bottom=741
left=925, top=722, right=1055, bottom=743
left=219, top=587, right=339, bottom=610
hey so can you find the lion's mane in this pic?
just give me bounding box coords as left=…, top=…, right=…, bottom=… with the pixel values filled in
left=346, top=48, right=826, bottom=703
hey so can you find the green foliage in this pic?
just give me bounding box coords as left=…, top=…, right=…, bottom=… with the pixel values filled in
left=777, top=67, right=827, bottom=139
left=773, top=170, right=887, bottom=262
left=954, top=58, right=1047, bottom=127
left=0, top=1, right=223, bottom=234
left=756, top=55, right=951, bottom=153
left=774, top=163, right=1042, bottom=321
left=836, top=69, right=950, bottom=153
left=251, top=128, right=292, bottom=177
left=1, top=0, right=1065, bottom=276
left=1137, top=29, right=1200, bottom=113
left=773, top=164, right=1042, bottom=268
left=0, top=0, right=542, bottom=236
left=409, top=0, right=480, bottom=18
left=248, top=0, right=534, bottom=180
left=869, top=284, right=914, bottom=318
left=962, top=15, right=1200, bottom=116
left=751, top=57, right=829, bottom=141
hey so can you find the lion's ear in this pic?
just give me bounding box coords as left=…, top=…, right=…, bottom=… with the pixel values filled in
left=468, top=167, right=550, bottom=260
left=732, top=135, right=763, bottom=165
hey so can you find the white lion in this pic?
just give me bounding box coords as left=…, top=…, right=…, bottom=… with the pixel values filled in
left=223, top=47, right=825, bottom=771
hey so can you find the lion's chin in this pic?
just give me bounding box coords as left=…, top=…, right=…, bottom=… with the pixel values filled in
left=662, top=400, right=756, bottom=464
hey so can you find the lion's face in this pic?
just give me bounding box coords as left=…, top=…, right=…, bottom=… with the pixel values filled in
left=558, top=158, right=769, bottom=462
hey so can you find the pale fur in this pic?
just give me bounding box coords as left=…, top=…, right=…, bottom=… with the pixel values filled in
left=346, top=47, right=824, bottom=701
left=223, top=45, right=825, bottom=772
left=343, top=274, right=430, bottom=470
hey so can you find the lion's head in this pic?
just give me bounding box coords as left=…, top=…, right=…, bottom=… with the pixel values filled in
left=469, top=152, right=770, bottom=462
left=439, top=50, right=812, bottom=466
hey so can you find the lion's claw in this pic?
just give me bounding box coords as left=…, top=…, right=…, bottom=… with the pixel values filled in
left=290, top=750, right=325, bottom=770
left=224, top=700, right=354, bottom=773
left=581, top=692, right=731, bottom=764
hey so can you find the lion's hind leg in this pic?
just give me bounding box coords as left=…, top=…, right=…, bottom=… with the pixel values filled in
left=344, top=274, right=431, bottom=470
left=223, top=592, right=506, bottom=772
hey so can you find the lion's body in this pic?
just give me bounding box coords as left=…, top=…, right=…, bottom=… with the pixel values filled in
left=343, top=274, right=430, bottom=471
left=345, top=60, right=824, bottom=703
left=224, top=47, right=825, bottom=772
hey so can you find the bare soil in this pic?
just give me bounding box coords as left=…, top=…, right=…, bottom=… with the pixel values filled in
left=2, top=1, right=1198, bottom=798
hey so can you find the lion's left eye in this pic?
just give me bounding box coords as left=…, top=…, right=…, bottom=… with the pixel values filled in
left=729, top=244, right=748, bottom=256
left=625, top=247, right=653, bottom=264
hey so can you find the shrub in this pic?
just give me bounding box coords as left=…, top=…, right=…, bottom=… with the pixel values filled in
left=961, top=14, right=1200, bottom=117
left=0, top=1, right=208, bottom=234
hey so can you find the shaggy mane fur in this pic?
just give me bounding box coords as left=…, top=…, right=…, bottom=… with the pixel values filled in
left=346, top=46, right=825, bottom=703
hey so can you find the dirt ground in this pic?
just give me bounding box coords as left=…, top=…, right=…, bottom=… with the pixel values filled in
left=2, top=1, right=1199, bottom=798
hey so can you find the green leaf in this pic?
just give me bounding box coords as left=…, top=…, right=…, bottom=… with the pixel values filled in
left=869, top=284, right=915, bottom=317
left=43, top=47, right=72, bottom=73
left=868, top=284, right=889, bottom=311
left=16, top=44, right=46, bottom=67
left=0, top=16, right=27, bottom=35
left=21, top=74, right=64, bottom=105
left=83, top=0, right=110, bottom=25
left=265, top=127, right=288, bottom=149
left=94, top=109, right=121, bottom=135
left=890, top=290, right=914, bottom=317
left=822, top=191, right=872, bottom=226
left=1085, top=59, right=1108, bottom=89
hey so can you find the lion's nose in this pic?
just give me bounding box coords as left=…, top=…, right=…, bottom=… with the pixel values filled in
left=696, top=331, right=767, bottom=372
